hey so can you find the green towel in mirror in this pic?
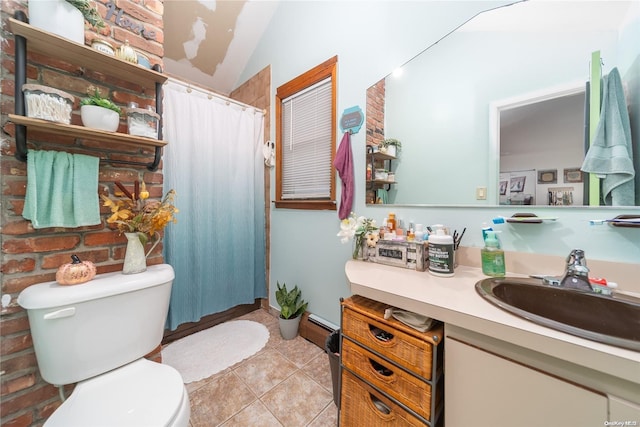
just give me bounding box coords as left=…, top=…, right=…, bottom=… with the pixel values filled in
left=581, top=67, right=635, bottom=206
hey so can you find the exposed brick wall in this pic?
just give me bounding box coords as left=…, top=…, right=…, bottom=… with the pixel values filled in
left=366, top=78, right=385, bottom=203
left=366, top=77, right=385, bottom=148
left=0, top=1, right=165, bottom=425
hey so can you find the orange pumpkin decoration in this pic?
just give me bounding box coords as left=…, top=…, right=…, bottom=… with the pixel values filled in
left=56, top=255, right=97, bottom=286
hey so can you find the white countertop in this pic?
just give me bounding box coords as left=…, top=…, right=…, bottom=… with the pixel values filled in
left=345, top=260, right=640, bottom=384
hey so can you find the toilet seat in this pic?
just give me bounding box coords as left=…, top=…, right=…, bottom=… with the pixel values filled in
left=45, top=358, right=188, bottom=427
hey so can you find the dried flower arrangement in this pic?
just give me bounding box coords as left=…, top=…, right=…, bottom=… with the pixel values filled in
left=101, top=180, right=178, bottom=245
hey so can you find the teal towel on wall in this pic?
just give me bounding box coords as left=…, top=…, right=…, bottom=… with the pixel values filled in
left=23, top=150, right=101, bottom=228
left=581, top=67, right=635, bottom=206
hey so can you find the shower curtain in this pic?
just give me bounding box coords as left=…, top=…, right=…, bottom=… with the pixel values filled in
left=162, top=79, right=266, bottom=330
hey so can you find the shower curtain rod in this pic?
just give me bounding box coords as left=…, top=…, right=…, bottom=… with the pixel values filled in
left=165, top=75, right=266, bottom=115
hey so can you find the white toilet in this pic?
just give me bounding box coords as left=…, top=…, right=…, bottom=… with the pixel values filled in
left=18, top=264, right=190, bottom=427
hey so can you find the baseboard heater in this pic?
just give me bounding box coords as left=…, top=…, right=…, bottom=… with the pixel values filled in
left=300, top=313, right=338, bottom=349
left=308, top=313, right=339, bottom=332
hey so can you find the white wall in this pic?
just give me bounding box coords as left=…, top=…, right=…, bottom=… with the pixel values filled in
left=239, top=1, right=640, bottom=325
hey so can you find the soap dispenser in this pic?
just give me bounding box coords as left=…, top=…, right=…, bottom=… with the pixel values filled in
left=481, top=231, right=505, bottom=277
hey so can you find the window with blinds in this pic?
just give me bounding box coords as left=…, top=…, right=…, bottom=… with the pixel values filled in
left=275, top=56, right=337, bottom=210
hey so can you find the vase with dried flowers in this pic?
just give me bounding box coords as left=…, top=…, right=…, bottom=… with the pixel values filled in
left=101, top=180, right=178, bottom=274
left=337, top=212, right=379, bottom=260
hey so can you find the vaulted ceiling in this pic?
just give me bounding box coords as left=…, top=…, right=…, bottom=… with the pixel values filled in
left=163, top=0, right=279, bottom=95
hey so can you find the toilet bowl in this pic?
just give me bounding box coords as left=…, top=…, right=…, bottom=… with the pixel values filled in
left=18, top=264, right=190, bottom=426
left=46, top=359, right=189, bottom=427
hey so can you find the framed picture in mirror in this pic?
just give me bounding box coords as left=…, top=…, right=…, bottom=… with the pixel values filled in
left=564, top=168, right=583, bottom=183
left=538, top=169, right=557, bottom=184
left=510, top=176, right=526, bottom=193
left=499, top=180, right=508, bottom=195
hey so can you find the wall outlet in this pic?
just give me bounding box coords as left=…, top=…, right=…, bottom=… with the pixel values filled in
left=476, top=186, right=487, bottom=200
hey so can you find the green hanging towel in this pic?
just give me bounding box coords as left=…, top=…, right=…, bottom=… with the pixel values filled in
left=581, top=68, right=635, bottom=206
left=23, top=150, right=101, bottom=228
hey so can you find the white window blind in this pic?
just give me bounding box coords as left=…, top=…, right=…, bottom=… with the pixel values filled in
left=281, top=78, right=332, bottom=200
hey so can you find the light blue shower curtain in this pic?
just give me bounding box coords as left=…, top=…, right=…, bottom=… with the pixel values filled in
left=162, top=79, right=266, bottom=330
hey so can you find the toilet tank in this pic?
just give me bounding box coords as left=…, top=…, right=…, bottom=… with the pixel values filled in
left=18, top=264, right=175, bottom=386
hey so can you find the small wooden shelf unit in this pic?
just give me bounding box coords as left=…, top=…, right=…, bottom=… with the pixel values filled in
left=340, top=295, right=444, bottom=426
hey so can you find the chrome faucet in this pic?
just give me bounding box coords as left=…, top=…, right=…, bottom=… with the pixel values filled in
left=560, top=249, right=592, bottom=291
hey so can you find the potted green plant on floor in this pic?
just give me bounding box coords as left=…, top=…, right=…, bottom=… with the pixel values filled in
left=275, top=282, right=308, bottom=340
left=80, top=88, right=122, bottom=132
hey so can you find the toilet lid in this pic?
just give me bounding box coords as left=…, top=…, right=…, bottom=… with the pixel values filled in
left=45, top=359, right=186, bottom=427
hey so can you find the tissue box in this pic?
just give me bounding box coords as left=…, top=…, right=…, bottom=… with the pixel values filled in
left=126, top=107, right=160, bottom=139
left=22, top=84, right=74, bottom=124
left=365, top=240, right=428, bottom=271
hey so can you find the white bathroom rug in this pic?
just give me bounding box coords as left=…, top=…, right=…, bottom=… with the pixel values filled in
left=162, top=320, right=269, bottom=383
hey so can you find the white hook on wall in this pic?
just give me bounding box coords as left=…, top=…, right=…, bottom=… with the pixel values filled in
left=263, top=140, right=275, bottom=167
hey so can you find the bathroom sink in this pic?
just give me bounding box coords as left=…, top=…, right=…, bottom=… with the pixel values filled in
left=475, top=277, right=640, bottom=351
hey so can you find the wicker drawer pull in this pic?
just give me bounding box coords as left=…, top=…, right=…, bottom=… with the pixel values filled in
left=371, top=395, right=392, bottom=415
left=371, top=326, right=395, bottom=343
left=371, top=359, right=394, bottom=377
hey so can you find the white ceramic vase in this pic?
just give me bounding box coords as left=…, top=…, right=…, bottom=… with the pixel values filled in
left=122, top=232, right=160, bottom=274
left=28, top=0, right=84, bottom=44
left=123, top=233, right=147, bottom=274
left=386, top=145, right=397, bottom=157
left=81, top=105, right=120, bottom=132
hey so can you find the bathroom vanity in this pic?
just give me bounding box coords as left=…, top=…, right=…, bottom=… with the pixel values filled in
left=344, top=253, right=640, bottom=427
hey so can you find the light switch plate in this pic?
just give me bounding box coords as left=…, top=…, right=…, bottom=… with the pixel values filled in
left=476, top=186, right=487, bottom=200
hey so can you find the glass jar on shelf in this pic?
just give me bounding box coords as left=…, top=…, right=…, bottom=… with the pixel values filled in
left=126, top=107, right=160, bottom=139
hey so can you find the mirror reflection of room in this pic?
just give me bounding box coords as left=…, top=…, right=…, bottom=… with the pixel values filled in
left=499, top=91, right=586, bottom=206
left=366, top=0, right=639, bottom=207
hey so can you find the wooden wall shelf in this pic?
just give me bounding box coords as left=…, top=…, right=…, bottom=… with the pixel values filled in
left=371, top=151, right=396, bottom=161
left=8, top=18, right=167, bottom=89
left=9, top=115, right=167, bottom=148
left=9, top=12, right=166, bottom=170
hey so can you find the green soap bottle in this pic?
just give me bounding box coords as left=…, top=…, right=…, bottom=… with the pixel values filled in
left=481, top=231, right=505, bottom=277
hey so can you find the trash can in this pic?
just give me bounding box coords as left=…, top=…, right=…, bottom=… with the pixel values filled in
left=325, top=329, right=341, bottom=407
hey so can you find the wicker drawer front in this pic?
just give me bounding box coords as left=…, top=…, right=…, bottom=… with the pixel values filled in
left=340, top=370, right=424, bottom=427
left=342, top=307, right=433, bottom=379
left=342, top=338, right=433, bottom=420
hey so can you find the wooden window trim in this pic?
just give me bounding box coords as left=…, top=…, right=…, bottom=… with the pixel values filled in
left=275, top=56, right=337, bottom=210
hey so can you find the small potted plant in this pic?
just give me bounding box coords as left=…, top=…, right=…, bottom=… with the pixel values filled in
left=80, top=88, right=122, bottom=132
left=275, top=282, right=308, bottom=340
left=28, top=0, right=104, bottom=45
left=379, top=138, right=402, bottom=157
left=65, top=0, right=105, bottom=29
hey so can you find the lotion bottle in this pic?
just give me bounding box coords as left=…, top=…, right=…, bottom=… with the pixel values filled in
left=428, top=225, right=455, bottom=277
left=387, top=213, right=396, bottom=232
left=481, top=231, right=505, bottom=277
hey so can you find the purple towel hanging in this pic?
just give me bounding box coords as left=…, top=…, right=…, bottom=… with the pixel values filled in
left=333, top=132, right=354, bottom=219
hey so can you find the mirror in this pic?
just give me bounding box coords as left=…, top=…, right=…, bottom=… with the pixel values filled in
left=366, top=0, right=639, bottom=206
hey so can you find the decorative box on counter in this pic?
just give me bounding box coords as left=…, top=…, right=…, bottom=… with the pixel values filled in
left=364, top=240, right=429, bottom=271
left=22, top=84, right=74, bottom=124
left=126, top=107, right=160, bottom=139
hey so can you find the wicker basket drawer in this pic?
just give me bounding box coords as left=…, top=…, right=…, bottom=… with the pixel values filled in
left=342, top=338, right=433, bottom=420
left=342, top=302, right=436, bottom=380
left=340, top=369, right=424, bottom=427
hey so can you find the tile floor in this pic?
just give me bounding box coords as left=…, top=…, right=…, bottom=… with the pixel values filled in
left=175, top=309, right=339, bottom=427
